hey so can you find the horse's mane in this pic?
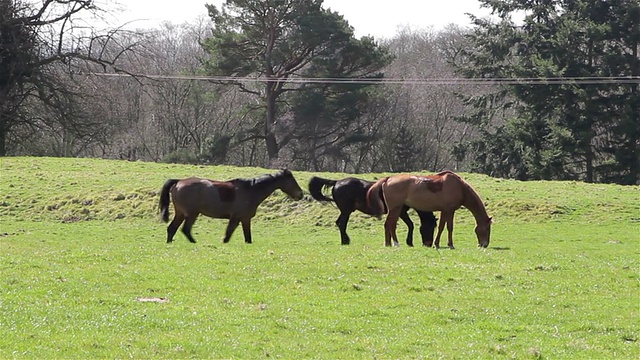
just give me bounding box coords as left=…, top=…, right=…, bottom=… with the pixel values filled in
left=442, top=171, right=489, bottom=219
left=235, top=169, right=291, bottom=189
left=436, top=170, right=458, bottom=178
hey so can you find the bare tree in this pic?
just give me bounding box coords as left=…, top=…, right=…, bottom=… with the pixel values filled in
left=0, top=0, right=137, bottom=156
left=379, top=26, right=477, bottom=172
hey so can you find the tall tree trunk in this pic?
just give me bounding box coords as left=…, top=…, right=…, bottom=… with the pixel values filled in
left=585, top=145, right=594, bottom=183
left=264, top=85, right=279, bottom=163
left=0, top=111, right=8, bottom=156
left=0, top=127, right=6, bottom=156
left=630, top=34, right=639, bottom=184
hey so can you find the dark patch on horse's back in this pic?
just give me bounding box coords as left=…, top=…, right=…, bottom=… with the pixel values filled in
left=415, top=175, right=444, bottom=193
left=212, top=181, right=236, bottom=202
left=426, top=178, right=444, bottom=193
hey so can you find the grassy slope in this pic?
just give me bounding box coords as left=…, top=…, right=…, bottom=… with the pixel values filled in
left=0, top=157, right=638, bottom=359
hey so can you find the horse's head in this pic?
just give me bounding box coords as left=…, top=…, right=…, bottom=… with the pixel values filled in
left=475, top=216, right=492, bottom=248
left=278, top=169, right=304, bottom=200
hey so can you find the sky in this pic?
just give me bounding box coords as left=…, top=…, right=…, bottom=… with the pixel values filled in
left=104, top=0, right=492, bottom=38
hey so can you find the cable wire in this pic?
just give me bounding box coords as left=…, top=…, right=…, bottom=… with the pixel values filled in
left=81, top=72, right=640, bottom=85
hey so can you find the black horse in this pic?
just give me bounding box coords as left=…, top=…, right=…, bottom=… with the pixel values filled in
left=309, top=176, right=437, bottom=246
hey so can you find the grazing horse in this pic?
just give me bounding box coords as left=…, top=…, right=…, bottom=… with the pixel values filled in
left=309, top=176, right=437, bottom=246
left=159, top=169, right=304, bottom=244
left=366, top=171, right=492, bottom=248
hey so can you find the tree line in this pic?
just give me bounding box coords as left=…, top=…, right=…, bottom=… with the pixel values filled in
left=1, top=0, right=638, bottom=185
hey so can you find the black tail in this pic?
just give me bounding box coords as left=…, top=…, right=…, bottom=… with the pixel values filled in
left=308, top=176, right=337, bottom=202
left=159, top=179, right=180, bottom=222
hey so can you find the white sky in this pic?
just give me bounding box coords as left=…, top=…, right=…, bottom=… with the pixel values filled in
left=104, top=0, right=491, bottom=38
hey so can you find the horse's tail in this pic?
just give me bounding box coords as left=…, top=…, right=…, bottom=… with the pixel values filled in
left=366, top=177, right=389, bottom=216
left=159, top=179, right=180, bottom=223
left=308, top=176, right=336, bottom=202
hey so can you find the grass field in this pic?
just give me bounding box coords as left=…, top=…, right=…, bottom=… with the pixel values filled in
left=1, top=157, right=638, bottom=359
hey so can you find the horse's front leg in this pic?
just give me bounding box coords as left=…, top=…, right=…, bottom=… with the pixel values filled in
left=223, top=218, right=240, bottom=243
left=384, top=206, right=402, bottom=247
left=241, top=218, right=252, bottom=244
left=446, top=211, right=456, bottom=249
left=434, top=211, right=449, bottom=249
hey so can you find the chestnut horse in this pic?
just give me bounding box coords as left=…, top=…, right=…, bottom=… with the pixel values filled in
left=159, top=169, right=304, bottom=244
left=366, top=171, right=492, bottom=248
left=309, top=176, right=437, bottom=246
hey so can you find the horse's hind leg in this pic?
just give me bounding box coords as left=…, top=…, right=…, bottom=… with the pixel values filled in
left=223, top=218, right=240, bottom=243
left=384, top=206, right=402, bottom=247
left=336, top=211, right=352, bottom=245
left=181, top=214, right=198, bottom=243
left=167, top=213, right=185, bottom=243
left=399, top=206, right=414, bottom=246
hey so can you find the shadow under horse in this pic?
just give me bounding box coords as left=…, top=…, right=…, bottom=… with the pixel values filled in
left=159, top=169, right=304, bottom=244
left=309, top=176, right=437, bottom=246
left=366, top=171, right=492, bottom=248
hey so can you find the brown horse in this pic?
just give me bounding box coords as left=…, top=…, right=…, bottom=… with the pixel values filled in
left=159, top=169, right=304, bottom=244
left=367, top=171, right=492, bottom=248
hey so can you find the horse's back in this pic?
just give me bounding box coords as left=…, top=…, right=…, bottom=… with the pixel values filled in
left=171, top=177, right=235, bottom=218
left=386, top=173, right=465, bottom=211
left=334, top=177, right=376, bottom=214
left=334, top=178, right=370, bottom=196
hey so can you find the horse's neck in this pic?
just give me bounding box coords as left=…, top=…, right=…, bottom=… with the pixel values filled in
left=252, top=179, right=280, bottom=203
left=462, top=186, right=489, bottom=224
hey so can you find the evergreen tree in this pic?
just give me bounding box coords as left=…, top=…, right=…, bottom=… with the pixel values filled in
left=456, top=0, right=639, bottom=184
left=393, top=125, right=419, bottom=172
left=201, top=0, right=392, bottom=165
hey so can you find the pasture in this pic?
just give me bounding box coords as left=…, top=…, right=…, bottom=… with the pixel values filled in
left=0, top=157, right=638, bottom=359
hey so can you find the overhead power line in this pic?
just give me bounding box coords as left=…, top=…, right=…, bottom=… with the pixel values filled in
left=81, top=72, right=640, bottom=85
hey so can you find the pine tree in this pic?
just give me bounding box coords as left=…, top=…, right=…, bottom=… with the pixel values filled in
left=456, top=0, right=639, bottom=184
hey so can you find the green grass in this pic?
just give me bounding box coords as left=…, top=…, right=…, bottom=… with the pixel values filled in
left=1, top=157, right=639, bottom=359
